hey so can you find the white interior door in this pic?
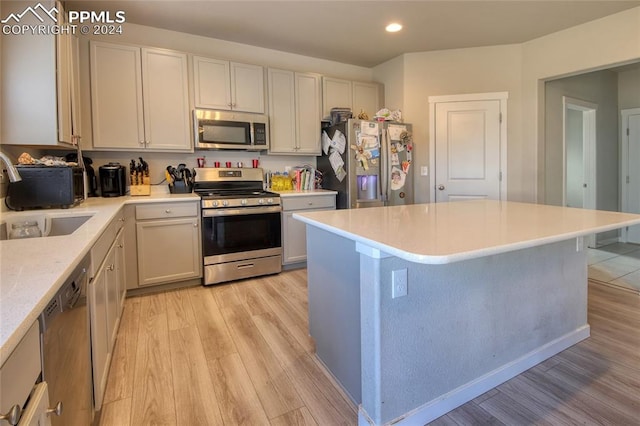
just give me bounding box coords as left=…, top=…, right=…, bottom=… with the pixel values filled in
left=429, top=93, right=506, bottom=203
left=622, top=108, right=640, bottom=243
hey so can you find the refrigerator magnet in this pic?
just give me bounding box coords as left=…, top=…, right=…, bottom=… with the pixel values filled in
left=391, top=152, right=400, bottom=166
left=402, top=160, right=411, bottom=173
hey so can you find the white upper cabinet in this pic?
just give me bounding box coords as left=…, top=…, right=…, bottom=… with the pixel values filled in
left=322, top=77, right=352, bottom=119
left=268, top=68, right=321, bottom=155
left=295, top=73, right=322, bottom=154
left=141, top=48, right=191, bottom=150
left=193, top=56, right=265, bottom=113
left=1, top=0, right=79, bottom=146
left=322, top=77, right=384, bottom=120
left=352, top=81, right=383, bottom=120
left=90, top=42, right=191, bottom=151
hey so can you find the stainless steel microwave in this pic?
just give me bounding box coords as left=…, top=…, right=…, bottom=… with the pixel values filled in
left=194, top=109, right=269, bottom=151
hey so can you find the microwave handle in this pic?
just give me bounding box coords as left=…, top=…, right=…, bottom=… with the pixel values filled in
left=249, top=122, right=255, bottom=146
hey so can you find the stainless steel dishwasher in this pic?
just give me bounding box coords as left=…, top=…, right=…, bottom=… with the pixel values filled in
left=39, top=255, right=94, bottom=426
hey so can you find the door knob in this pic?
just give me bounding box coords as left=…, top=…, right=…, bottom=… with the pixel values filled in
left=438, top=185, right=445, bottom=190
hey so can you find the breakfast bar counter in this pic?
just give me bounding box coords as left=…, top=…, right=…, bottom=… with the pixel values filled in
left=293, top=200, right=640, bottom=426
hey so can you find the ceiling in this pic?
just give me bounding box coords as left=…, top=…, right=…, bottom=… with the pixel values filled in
left=67, top=1, right=640, bottom=68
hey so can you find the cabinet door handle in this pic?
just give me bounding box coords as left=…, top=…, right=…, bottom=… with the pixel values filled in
left=0, top=404, right=21, bottom=425
left=165, top=209, right=172, bottom=214
left=46, top=401, right=63, bottom=417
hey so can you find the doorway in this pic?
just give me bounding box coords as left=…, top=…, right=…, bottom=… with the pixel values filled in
left=428, top=92, right=507, bottom=203
left=563, top=97, right=597, bottom=209
left=621, top=108, right=640, bottom=243
left=563, top=97, right=596, bottom=247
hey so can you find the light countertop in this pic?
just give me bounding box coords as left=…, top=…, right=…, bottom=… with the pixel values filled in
left=293, top=200, right=640, bottom=264
left=0, top=191, right=199, bottom=365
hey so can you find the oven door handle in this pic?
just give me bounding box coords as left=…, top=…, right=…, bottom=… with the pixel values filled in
left=202, top=205, right=282, bottom=217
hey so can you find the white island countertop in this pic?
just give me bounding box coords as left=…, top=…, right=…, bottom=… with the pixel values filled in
left=294, top=200, right=640, bottom=264
left=0, top=191, right=199, bottom=365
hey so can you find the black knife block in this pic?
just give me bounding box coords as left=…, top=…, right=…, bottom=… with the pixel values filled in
left=168, top=181, right=192, bottom=193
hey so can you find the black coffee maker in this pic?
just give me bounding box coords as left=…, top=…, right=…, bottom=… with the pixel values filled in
left=65, top=153, right=98, bottom=197
left=99, top=163, right=127, bottom=197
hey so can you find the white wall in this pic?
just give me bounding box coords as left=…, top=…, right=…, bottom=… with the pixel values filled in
left=373, top=6, right=640, bottom=204
left=618, top=67, right=640, bottom=110
left=523, top=7, right=640, bottom=203
left=374, top=44, right=522, bottom=203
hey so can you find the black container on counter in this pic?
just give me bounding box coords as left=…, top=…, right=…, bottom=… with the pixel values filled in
left=99, top=163, right=127, bottom=197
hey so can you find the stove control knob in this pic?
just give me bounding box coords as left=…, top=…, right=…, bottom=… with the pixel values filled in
left=212, top=200, right=219, bottom=207
left=267, top=198, right=274, bottom=204
left=258, top=199, right=265, bottom=205
left=222, top=200, right=229, bottom=207
left=241, top=199, right=247, bottom=206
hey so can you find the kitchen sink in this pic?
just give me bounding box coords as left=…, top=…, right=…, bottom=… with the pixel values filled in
left=0, top=213, right=94, bottom=240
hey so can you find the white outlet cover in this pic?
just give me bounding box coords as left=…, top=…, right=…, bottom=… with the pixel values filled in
left=392, top=268, right=408, bottom=298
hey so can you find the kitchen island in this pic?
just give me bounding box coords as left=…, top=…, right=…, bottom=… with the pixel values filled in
left=293, top=200, right=640, bottom=426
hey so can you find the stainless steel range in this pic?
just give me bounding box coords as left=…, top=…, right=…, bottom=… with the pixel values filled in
left=193, top=167, right=282, bottom=285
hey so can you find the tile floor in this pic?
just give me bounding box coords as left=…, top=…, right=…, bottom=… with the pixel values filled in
left=588, top=242, right=640, bottom=294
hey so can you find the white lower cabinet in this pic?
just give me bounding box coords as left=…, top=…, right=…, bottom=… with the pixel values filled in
left=1, top=321, right=42, bottom=425
left=281, top=194, right=336, bottom=265
left=135, top=202, right=201, bottom=287
left=89, top=211, right=125, bottom=410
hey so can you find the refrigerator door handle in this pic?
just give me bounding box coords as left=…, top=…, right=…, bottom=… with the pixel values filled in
left=381, top=128, right=389, bottom=204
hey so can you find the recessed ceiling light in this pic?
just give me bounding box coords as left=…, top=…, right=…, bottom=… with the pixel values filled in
left=386, top=23, right=402, bottom=33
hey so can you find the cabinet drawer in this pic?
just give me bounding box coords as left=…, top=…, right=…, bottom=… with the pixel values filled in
left=282, top=195, right=336, bottom=211
left=1, top=321, right=40, bottom=415
left=135, top=202, right=198, bottom=220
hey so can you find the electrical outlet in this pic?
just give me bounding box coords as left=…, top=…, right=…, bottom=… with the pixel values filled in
left=392, top=268, right=408, bottom=298
left=420, top=166, right=428, bottom=176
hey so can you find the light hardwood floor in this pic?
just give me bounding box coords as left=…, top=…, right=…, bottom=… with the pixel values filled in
left=99, top=271, right=640, bottom=426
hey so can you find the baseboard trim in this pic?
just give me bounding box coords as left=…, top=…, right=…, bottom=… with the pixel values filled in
left=359, top=325, right=591, bottom=426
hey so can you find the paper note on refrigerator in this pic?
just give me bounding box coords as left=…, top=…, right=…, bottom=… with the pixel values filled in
left=329, top=150, right=347, bottom=182
left=322, top=131, right=331, bottom=155
left=332, top=129, right=347, bottom=154
left=361, top=121, right=379, bottom=136
left=361, top=135, right=379, bottom=149
left=329, top=150, right=345, bottom=174
left=388, top=125, right=406, bottom=140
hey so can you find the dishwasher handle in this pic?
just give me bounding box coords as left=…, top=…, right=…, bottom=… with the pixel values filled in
left=64, top=267, right=86, bottom=310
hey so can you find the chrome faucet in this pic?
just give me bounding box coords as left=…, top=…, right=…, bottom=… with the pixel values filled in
left=0, top=151, right=22, bottom=182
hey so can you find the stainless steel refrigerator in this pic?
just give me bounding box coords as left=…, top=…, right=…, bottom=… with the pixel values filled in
left=318, top=119, right=414, bottom=209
